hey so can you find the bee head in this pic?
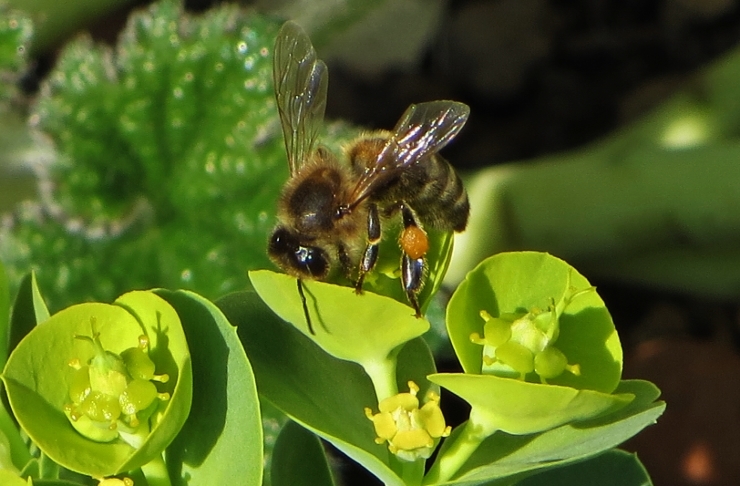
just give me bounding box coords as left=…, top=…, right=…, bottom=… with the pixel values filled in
left=268, top=227, right=330, bottom=279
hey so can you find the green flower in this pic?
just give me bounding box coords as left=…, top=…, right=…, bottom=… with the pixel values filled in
left=425, top=252, right=634, bottom=483
left=64, top=318, right=169, bottom=442
left=469, top=280, right=587, bottom=383
left=365, top=381, right=450, bottom=462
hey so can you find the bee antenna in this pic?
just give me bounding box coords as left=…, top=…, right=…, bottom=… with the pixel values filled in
left=296, top=279, right=315, bottom=334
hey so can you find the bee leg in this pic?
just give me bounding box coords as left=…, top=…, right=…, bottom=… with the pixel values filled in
left=402, top=254, right=425, bottom=317
left=296, top=279, right=315, bottom=334
left=399, top=204, right=428, bottom=318
left=338, top=243, right=354, bottom=284
left=355, top=203, right=381, bottom=294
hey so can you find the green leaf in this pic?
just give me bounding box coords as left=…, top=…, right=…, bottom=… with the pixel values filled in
left=0, top=469, right=26, bottom=486
left=0, top=259, right=9, bottom=367
left=272, top=421, right=335, bottom=486
left=155, top=289, right=263, bottom=486
left=250, top=269, right=428, bottom=361
left=6, top=272, right=50, bottom=366
left=1, top=291, right=191, bottom=477
left=516, top=449, right=652, bottom=486
left=218, top=290, right=438, bottom=486
left=111, top=291, right=193, bottom=473
left=0, top=399, right=31, bottom=475
left=0, top=272, right=48, bottom=478
left=447, top=252, right=622, bottom=393
left=425, top=380, right=663, bottom=485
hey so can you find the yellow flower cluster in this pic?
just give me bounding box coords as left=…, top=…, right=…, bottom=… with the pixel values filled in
left=365, top=381, right=451, bottom=462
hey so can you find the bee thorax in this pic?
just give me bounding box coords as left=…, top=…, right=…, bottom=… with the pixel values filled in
left=285, top=167, right=342, bottom=233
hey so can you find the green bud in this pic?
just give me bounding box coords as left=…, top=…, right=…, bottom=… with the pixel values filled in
left=494, top=341, right=535, bottom=377
left=481, top=311, right=512, bottom=347
left=534, top=346, right=568, bottom=379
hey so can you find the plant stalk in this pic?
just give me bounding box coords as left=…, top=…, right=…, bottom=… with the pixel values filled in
left=140, top=454, right=171, bottom=486
left=424, top=419, right=491, bottom=485
left=362, top=355, right=398, bottom=402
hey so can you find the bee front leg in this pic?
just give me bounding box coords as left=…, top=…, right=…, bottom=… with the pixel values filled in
left=355, top=203, right=381, bottom=294
left=399, top=204, right=428, bottom=317
left=338, top=243, right=354, bottom=283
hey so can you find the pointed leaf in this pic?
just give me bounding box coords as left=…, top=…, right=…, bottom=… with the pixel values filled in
left=0, top=399, right=31, bottom=474
left=272, top=421, right=335, bottom=486
left=6, top=272, right=50, bottom=366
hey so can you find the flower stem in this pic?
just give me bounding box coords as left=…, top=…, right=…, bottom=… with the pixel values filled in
left=140, top=454, right=171, bottom=486
left=362, top=355, right=399, bottom=402
left=391, top=455, right=425, bottom=486
left=423, top=419, right=492, bottom=484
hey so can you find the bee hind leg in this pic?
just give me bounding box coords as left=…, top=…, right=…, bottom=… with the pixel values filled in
left=355, top=203, right=381, bottom=294
left=402, top=254, right=425, bottom=317
left=399, top=204, right=428, bottom=318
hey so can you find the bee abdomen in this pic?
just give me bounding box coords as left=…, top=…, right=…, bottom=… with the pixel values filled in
left=402, top=155, right=469, bottom=232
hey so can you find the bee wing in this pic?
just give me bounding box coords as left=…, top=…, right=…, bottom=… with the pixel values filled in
left=347, top=101, right=470, bottom=207
left=273, top=21, right=328, bottom=176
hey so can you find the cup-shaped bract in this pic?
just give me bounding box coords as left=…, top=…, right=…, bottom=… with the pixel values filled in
left=434, top=252, right=630, bottom=436
left=1, top=291, right=192, bottom=477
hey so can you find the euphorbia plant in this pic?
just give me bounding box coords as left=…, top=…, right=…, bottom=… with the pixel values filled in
left=0, top=1, right=664, bottom=484
left=0, top=267, right=263, bottom=485
left=238, top=251, right=663, bottom=486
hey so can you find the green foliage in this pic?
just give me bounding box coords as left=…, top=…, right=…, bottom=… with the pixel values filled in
left=1, top=0, right=300, bottom=311
left=0, top=2, right=31, bottom=103
left=218, top=289, right=439, bottom=486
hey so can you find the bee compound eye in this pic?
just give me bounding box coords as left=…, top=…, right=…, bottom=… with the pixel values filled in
left=295, top=246, right=329, bottom=278
left=268, top=228, right=294, bottom=255
left=268, top=228, right=329, bottom=278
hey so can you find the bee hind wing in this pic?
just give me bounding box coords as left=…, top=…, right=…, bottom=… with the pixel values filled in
left=273, top=21, right=328, bottom=175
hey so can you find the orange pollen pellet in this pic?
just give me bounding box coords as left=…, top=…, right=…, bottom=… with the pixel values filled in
left=400, top=226, right=429, bottom=259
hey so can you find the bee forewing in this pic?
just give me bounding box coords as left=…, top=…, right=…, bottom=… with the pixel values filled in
left=348, top=101, right=470, bottom=207
left=273, top=21, right=328, bottom=176
left=386, top=101, right=470, bottom=167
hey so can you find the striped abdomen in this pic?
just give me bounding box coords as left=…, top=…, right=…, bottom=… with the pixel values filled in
left=396, top=154, right=469, bottom=232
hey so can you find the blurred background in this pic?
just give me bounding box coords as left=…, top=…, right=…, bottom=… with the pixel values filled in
left=3, top=0, right=740, bottom=484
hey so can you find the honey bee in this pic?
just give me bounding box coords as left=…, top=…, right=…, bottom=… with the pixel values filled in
left=268, top=21, right=470, bottom=333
